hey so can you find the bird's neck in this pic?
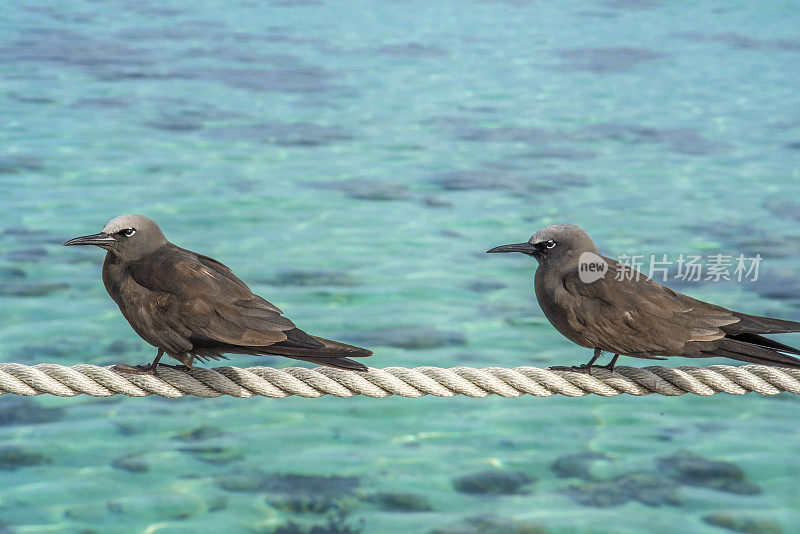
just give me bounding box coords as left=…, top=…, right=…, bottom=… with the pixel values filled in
left=539, top=249, right=583, bottom=275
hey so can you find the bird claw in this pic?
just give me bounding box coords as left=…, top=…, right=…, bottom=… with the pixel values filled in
left=112, top=363, right=156, bottom=375
left=548, top=364, right=586, bottom=373
left=573, top=364, right=593, bottom=375
left=157, top=363, right=192, bottom=371
left=548, top=364, right=607, bottom=375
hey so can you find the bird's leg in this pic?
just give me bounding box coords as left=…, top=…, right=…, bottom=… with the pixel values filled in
left=157, top=353, right=193, bottom=371
left=575, top=351, right=620, bottom=374
left=112, top=348, right=163, bottom=375
left=148, top=348, right=164, bottom=372
left=602, top=354, right=620, bottom=372
left=574, top=348, right=603, bottom=375
left=549, top=348, right=603, bottom=374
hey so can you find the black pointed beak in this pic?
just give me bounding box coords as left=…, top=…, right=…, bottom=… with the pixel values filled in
left=486, top=242, right=540, bottom=255
left=63, top=232, right=115, bottom=247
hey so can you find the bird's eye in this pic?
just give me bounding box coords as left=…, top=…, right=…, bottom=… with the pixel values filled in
left=546, top=240, right=556, bottom=249
left=121, top=228, right=135, bottom=237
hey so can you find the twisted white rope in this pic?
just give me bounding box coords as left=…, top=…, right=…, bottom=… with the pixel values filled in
left=0, top=363, right=798, bottom=398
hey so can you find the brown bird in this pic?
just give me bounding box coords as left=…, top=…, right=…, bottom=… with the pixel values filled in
left=487, top=224, right=800, bottom=372
left=64, top=214, right=371, bottom=374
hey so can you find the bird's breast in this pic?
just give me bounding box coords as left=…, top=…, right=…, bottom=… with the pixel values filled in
left=534, top=271, right=595, bottom=349
left=101, top=253, right=126, bottom=304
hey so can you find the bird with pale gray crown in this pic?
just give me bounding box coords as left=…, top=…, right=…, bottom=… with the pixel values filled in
left=64, top=214, right=371, bottom=374
left=487, top=224, right=800, bottom=373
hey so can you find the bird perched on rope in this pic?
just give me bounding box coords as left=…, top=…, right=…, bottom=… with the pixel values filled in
left=64, top=215, right=371, bottom=374
left=487, top=224, right=800, bottom=373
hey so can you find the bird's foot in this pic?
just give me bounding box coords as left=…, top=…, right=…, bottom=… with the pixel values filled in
left=573, top=364, right=594, bottom=375
left=112, top=363, right=157, bottom=375
left=156, top=363, right=192, bottom=371
left=548, top=364, right=602, bottom=375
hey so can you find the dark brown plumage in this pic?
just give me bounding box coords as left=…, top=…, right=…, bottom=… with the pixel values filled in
left=64, top=214, right=371, bottom=373
left=488, top=224, right=800, bottom=372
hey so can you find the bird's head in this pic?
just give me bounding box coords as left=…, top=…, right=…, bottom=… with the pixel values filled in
left=64, top=214, right=167, bottom=260
left=486, top=224, right=599, bottom=265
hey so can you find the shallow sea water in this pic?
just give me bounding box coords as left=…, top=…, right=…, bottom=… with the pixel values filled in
left=1, top=1, right=800, bottom=532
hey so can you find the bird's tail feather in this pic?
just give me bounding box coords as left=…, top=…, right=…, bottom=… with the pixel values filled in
left=703, top=338, right=800, bottom=369
left=729, top=333, right=800, bottom=356
left=309, top=336, right=373, bottom=358
left=284, top=355, right=369, bottom=372
left=731, top=313, right=800, bottom=334
left=254, top=336, right=371, bottom=372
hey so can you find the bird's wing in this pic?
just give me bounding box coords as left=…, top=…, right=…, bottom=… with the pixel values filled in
left=126, top=245, right=298, bottom=348
left=194, top=252, right=283, bottom=314
left=562, top=257, right=738, bottom=356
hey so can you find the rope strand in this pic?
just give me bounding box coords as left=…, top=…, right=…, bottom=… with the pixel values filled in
left=1, top=363, right=799, bottom=398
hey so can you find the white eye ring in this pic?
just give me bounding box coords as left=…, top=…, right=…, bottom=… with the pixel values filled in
left=123, top=228, right=135, bottom=237
left=546, top=240, right=556, bottom=249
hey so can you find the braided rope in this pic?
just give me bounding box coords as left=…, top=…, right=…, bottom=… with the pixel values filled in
left=0, top=363, right=799, bottom=398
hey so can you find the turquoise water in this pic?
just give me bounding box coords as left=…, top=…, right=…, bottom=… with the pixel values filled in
left=2, top=1, right=800, bottom=532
